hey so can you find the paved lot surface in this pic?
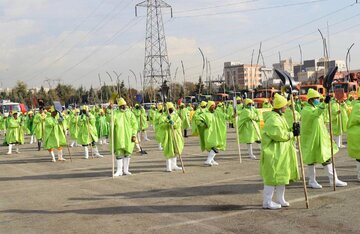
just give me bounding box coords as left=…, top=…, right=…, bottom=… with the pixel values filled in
left=0, top=128, right=359, bottom=234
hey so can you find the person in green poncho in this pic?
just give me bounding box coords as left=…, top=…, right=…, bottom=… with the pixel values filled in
left=44, top=106, right=67, bottom=162
left=153, top=104, right=166, bottom=151
left=160, top=102, right=184, bottom=172
left=132, top=104, right=150, bottom=142
left=346, top=99, right=360, bottom=181
left=111, top=98, right=138, bottom=176
left=148, top=105, right=156, bottom=127
left=198, top=101, right=227, bottom=166
left=237, top=99, right=261, bottom=160
left=226, top=101, right=235, bottom=128
left=262, top=99, right=273, bottom=108
left=33, top=108, right=46, bottom=151
left=27, top=111, right=36, bottom=144
left=331, top=99, right=349, bottom=148
left=260, top=93, right=299, bottom=210
left=178, top=103, right=190, bottom=138
left=69, top=109, right=80, bottom=147
left=192, top=101, right=207, bottom=136
left=319, top=95, right=330, bottom=123
left=78, top=105, right=103, bottom=159
left=301, top=88, right=347, bottom=189
left=96, top=109, right=109, bottom=145
left=6, top=111, right=21, bottom=155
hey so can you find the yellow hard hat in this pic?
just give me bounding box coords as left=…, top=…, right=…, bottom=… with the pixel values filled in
left=200, top=101, right=207, bottom=108
left=166, top=102, right=174, bottom=110
left=245, top=99, right=253, bottom=105
left=157, top=104, right=164, bottom=111
left=273, top=93, right=288, bottom=109
left=307, top=88, right=320, bottom=100
left=207, top=101, right=215, bottom=109
left=12, top=110, right=18, bottom=115
left=50, top=106, right=56, bottom=112
left=319, top=94, right=325, bottom=100
left=82, top=105, right=88, bottom=111
left=99, top=109, right=104, bottom=114
left=264, top=99, right=269, bottom=103
left=236, top=96, right=242, bottom=101
left=218, top=102, right=223, bottom=107
left=75, top=108, right=80, bottom=113
left=180, top=103, right=185, bottom=107
left=28, top=111, right=34, bottom=115
left=117, top=98, right=126, bottom=106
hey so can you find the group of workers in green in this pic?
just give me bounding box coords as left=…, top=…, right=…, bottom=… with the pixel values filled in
left=1, top=88, right=359, bottom=210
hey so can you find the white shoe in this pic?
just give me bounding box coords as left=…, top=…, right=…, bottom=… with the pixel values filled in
left=308, top=165, right=323, bottom=189
left=211, top=160, right=219, bottom=166
left=50, top=151, right=56, bottom=162
left=158, top=144, right=163, bottom=151
left=114, top=159, right=123, bottom=177
left=171, top=158, right=182, bottom=171
left=6, top=144, right=13, bottom=155
left=275, top=185, right=290, bottom=207
left=263, top=185, right=281, bottom=210
left=325, top=164, right=347, bottom=187
left=123, top=157, right=132, bottom=175
left=15, top=148, right=20, bottom=154
left=204, top=150, right=216, bottom=166
left=166, top=159, right=172, bottom=172
left=99, top=140, right=103, bottom=145
left=250, top=154, right=257, bottom=160
left=84, top=146, right=89, bottom=159
left=308, top=181, right=323, bottom=189
left=248, top=144, right=256, bottom=160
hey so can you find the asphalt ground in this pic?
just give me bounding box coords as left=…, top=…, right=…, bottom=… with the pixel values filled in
left=0, top=127, right=359, bottom=234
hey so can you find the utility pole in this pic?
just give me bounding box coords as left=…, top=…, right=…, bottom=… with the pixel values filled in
left=98, top=74, right=103, bottom=104
left=135, top=0, right=173, bottom=94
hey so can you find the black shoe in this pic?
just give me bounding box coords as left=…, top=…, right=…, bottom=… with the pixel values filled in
left=37, top=141, right=41, bottom=151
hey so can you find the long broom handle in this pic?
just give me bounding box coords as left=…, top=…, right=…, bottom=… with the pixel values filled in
left=328, top=101, right=336, bottom=191
left=290, top=95, right=309, bottom=208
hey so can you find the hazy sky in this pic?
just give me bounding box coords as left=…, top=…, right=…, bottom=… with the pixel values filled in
left=0, top=0, right=359, bottom=90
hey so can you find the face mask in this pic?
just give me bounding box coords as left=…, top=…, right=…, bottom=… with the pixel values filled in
left=169, top=109, right=174, bottom=114
left=313, top=99, right=320, bottom=106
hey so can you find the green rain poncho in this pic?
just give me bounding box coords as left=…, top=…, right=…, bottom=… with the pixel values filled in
left=178, top=107, right=190, bottom=130
left=6, top=116, right=21, bottom=144
left=294, top=99, right=302, bottom=113
left=69, top=113, right=79, bottom=140
left=44, top=115, right=67, bottom=150
left=192, top=107, right=206, bottom=136
left=283, top=108, right=300, bottom=130
left=0, top=115, right=5, bottom=131
left=331, top=101, right=349, bottom=136
left=301, top=102, right=338, bottom=164
left=33, top=112, right=46, bottom=140
left=159, top=112, right=184, bottom=159
left=237, top=107, right=261, bottom=143
left=226, top=104, right=235, bottom=124
left=262, top=102, right=273, bottom=108
left=132, top=106, right=148, bottom=131
left=77, top=113, right=98, bottom=145
left=26, top=115, right=35, bottom=135
left=199, top=109, right=227, bottom=152
left=154, top=110, right=165, bottom=143
left=193, top=107, right=207, bottom=146
left=18, top=115, right=26, bottom=144
left=148, top=107, right=156, bottom=125
left=260, top=111, right=299, bottom=185
left=110, top=109, right=138, bottom=157
left=347, top=101, right=360, bottom=159
left=96, top=114, right=109, bottom=138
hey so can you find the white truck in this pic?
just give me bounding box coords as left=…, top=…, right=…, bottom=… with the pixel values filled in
left=0, top=100, right=21, bottom=116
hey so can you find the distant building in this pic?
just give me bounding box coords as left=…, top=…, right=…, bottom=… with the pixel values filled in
left=224, top=62, right=261, bottom=89
left=295, top=58, right=347, bottom=83
left=273, top=58, right=296, bottom=77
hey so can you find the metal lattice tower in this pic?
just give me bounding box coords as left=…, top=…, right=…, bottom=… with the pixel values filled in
left=136, top=0, right=172, bottom=88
